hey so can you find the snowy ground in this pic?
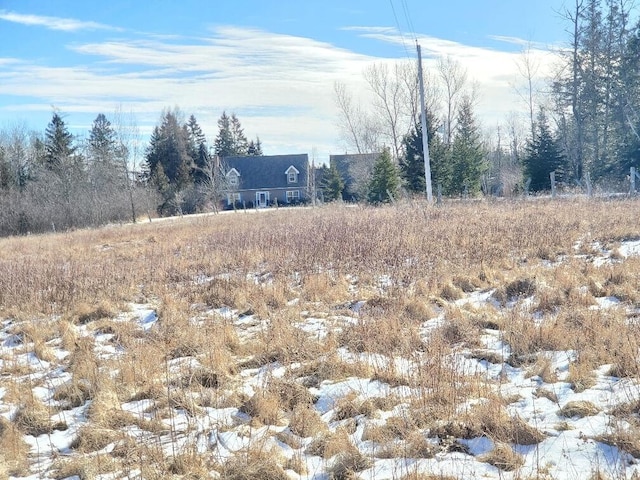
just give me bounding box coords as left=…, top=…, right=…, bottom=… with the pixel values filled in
left=2, top=241, right=640, bottom=479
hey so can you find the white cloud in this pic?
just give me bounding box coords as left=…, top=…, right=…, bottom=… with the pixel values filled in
left=0, top=10, right=121, bottom=32
left=0, top=24, right=559, bottom=160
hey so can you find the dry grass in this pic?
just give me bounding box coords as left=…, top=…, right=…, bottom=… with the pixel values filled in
left=13, top=398, right=67, bottom=436
left=559, top=401, right=601, bottom=418
left=326, top=449, right=373, bottom=480
left=428, top=400, right=545, bottom=446
left=0, top=417, right=29, bottom=477
left=3, top=199, right=640, bottom=478
left=219, top=449, right=288, bottom=480
left=595, top=424, right=640, bottom=458
left=480, top=442, right=524, bottom=471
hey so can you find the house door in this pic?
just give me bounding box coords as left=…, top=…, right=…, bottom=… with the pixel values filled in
left=256, top=191, right=269, bottom=207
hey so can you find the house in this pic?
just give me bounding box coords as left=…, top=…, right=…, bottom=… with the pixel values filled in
left=330, top=153, right=379, bottom=201
left=222, top=154, right=309, bottom=208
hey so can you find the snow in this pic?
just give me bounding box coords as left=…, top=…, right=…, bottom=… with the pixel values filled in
left=3, top=239, right=640, bottom=479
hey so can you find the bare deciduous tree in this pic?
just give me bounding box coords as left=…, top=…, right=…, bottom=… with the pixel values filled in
left=364, top=61, right=418, bottom=160
left=192, top=155, right=233, bottom=213
left=514, top=43, right=541, bottom=140
left=438, top=56, right=468, bottom=146
left=334, top=81, right=381, bottom=154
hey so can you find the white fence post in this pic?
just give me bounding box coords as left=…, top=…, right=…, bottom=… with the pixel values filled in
left=550, top=171, right=556, bottom=198
left=585, top=172, right=592, bottom=197
left=632, top=167, right=637, bottom=195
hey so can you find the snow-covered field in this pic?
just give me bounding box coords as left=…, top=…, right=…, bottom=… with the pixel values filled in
left=2, top=205, right=640, bottom=479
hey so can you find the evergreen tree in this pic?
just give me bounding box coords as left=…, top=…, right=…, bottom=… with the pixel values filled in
left=42, top=112, right=87, bottom=228
left=150, top=163, right=173, bottom=214
left=214, top=111, right=234, bottom=157
left=87, top=113, right=117, bottom=165
left=185, top=115, right=209, bottom=183
left=400, top=110, right=449, bottom=195
left=524, top=108, right=567, bottom=192
left=44, top=112, right=76, bottom=169
left=619, top=18, right=640, bottom=174
left=86, top=113, right=129, bottom=223
left=448, top=96, right=486, bottom=195
left=215, top=112, right=253, bottom=157
left=367, top=148, right=400, bottom=204
left=230, top=114, right=248, bottom=155
left=321, top=162, right=345, bottom=201
left=145, top=109, right=191, bottom=190
left=247, top=136, right=263, bottom=156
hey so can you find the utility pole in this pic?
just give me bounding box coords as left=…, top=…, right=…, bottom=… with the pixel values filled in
left=417, top=43, right=433, bottom=203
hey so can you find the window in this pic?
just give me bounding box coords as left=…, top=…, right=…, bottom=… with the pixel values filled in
left=228, top=192, right=241, bottom=205
left=286, top=190, right=300, bottom=203
left=227, top=168, right=240, bottom=187
left=285, top=165, right=300, bottom=183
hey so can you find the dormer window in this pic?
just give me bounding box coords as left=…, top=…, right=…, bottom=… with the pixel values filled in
left=226, top=168, right=240, bottom=187
left=285, top=165, right=300, bottom=184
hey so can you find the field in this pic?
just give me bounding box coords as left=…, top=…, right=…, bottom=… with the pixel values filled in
left=2, top=198, right=640, bottom=479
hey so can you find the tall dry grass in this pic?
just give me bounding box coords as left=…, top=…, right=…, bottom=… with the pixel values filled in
left=2, top=197, right=640, bottom=478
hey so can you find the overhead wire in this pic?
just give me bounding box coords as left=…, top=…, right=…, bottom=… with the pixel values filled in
left=400, top=0, right=418, bottom=44
left=388, top=0, right=413, bottom=61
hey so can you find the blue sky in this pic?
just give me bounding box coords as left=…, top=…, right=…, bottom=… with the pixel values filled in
left=0, top=0, right=570, bottom=161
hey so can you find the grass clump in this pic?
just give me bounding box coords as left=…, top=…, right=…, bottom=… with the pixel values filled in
left=480, top=442, right=524, bottom=471
left=219, top=450, right=288, bottom=480
left=326, top=449, right=373, bottom=480
left=559, top=401, right=601, bottom=418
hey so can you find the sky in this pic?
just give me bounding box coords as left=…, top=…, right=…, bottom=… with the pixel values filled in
left=0, top=0, right=572, bottom=163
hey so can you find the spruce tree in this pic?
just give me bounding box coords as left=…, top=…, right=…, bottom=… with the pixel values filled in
left=230, top=114, right=248, bottom=155
left=524, top=108, right=567, bottom=192
left=400, top=110, right=449, bottom=195
left=448, top=96, right=486, bottom=195
left=367, top=148, right=400, bottom=204
left=214, top=112, right=234, bottom=157
left=321, top=162, right=345, bottom=201
left=87, top=113, right=117, bottom=164
left=145, top=109, right=191, bottom=190
left=215, top=112, right=254, bottom=157
left=44, top=112, right=76, bottom=169
left=247, top=137, right=263, bottom=156
left=185, top=115, right=209, bottom=183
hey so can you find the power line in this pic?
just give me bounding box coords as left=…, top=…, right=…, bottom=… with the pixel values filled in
left=400, top=0, right=417, bottom=43
left=388, top=0, right=413, bottom=60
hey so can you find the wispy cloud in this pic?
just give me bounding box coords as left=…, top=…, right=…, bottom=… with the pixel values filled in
left=0, top=24, right=558, bottom=156
left=341, top=26, right=398, bottom=34
left=0, top=10, right=121, bottom=32
left=488, top=35, right=549, bottom=50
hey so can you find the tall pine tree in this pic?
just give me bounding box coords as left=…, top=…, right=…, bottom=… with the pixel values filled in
left=400, top=109, right=449, bottom=195
left=215, top=112, right=253, bottom=157
left=44, top=112, right=76, bottom=170
left=524, top=108, right=567, bottom=192
left=321, top=162, right=345, bottom=201
left=367, top=148, right=400, bottom=204
left=185, top=115, right=209, bottom=183
left=145, top=109, right=191, bottom=190
left=448, top=96, right=486, bottom=195
left=87, top=113, right=117, bottom=165
left=247, top=136, right=263, bottom=156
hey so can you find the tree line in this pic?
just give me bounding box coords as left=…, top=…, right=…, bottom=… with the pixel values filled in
left=333, top=0, right=640, bottom=199
left=0, top=109, right=261, bottom=236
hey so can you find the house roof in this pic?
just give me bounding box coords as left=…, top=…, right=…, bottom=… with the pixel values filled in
left=223, top=154, right=309, bottom=190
